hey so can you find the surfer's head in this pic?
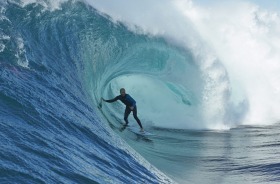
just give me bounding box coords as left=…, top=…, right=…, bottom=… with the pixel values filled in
left=120, top=88, right=126, bottom=96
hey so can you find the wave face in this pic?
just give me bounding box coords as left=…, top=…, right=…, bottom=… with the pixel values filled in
left=1, top=0, right=280, bottom=183
left=0, top=1, right=172, bottom=183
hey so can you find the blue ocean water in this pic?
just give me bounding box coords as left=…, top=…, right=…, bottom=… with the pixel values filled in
left=1, top=0, right=280, bottom=183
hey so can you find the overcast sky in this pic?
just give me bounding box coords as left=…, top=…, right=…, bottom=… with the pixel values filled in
left=195, top=0, right=280, bottom=11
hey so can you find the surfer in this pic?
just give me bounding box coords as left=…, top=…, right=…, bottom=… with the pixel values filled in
left=102, top=88, right=144, bottom=132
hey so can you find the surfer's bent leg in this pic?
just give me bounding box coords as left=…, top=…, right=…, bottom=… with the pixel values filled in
left=132, top=106, right=143, bottom=129
left=124, top=107, right=131, bottom=125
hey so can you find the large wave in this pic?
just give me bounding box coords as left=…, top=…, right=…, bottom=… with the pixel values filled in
left=2, top=0, right=280, bottom=149
left=2, top=0, right=280, bottom=183
left=84, top=0, right=280, bottom=129
left=0, top=1, right=173, bottom=183
left=4, top=0, right=280, bottom=131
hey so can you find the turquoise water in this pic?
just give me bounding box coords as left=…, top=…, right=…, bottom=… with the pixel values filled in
left=1, top=1, right=280, bottom=183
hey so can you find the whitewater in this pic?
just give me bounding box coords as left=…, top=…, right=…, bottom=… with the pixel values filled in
left=1, top=0, right=280, bottom=183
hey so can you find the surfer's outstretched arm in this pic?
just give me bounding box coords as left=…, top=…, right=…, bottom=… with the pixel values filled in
left=102, top=96, right=119, bottom=103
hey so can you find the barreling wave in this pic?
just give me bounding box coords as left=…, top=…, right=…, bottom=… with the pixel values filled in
left=84, top=0, right=280, bottom=129
left=0, top=1, right=173, bottom=183
left=1, top=0, right=280, bottom=183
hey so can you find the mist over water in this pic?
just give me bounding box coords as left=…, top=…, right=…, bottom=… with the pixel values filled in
left=189, top=1, right=280, bottom=126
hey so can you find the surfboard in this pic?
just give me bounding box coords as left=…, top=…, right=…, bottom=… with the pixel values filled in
left=128, top=127, right=155, bottom=136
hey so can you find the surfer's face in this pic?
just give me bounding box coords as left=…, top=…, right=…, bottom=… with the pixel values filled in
left=120, top=90, right=126, bottom=96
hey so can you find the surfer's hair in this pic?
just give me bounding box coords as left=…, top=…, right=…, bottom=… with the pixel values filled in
left=120, top=88, right=125, bottom=93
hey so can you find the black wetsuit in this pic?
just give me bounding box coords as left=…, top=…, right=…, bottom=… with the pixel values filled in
left=105, top=94, right=143, bottom=129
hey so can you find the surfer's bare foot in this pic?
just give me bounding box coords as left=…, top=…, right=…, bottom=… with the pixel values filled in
left=140, top=128, right=144, bottom=132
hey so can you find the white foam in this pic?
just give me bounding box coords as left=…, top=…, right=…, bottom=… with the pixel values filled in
left=18, top=0, right=68, bottom=11
left=187, top=2, right=280, bottom=125
left=15, top=37, right=29, bottom=68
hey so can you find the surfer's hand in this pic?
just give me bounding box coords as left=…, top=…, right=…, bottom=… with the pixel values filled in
left=130, top=106, right=134, bottom=110
left=101, top=97, right=104, bottom=101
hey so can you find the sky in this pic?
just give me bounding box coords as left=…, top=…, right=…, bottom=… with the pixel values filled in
left=195, top=0, right=280, bottom=11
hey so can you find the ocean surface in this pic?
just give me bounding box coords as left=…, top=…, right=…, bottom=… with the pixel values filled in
left=1, top=0, right=280, bottom=183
